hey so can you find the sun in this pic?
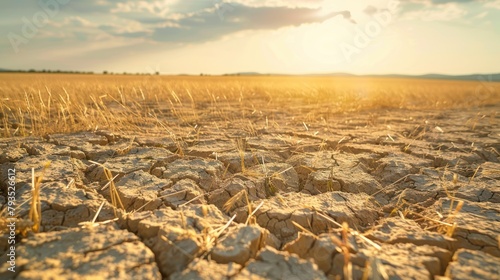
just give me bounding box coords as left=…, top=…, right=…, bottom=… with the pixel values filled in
left=263, top=17, right=354, bottom=73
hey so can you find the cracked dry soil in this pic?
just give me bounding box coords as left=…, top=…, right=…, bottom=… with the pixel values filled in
left=0, top=105, right=499, bottom=280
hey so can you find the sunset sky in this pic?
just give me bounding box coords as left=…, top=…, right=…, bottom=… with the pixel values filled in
left=1, top=0, right=499, bottom=75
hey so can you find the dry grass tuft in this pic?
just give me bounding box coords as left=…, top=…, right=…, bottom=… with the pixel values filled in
left=316, top=211, right=383, bottom=280
left=89, top=160, right=125, bottom=217
left=0, top=161, right=50, bottom=236
left=235, top=137, right=247, bottom=173
left=27, top=161, right=50, bottom=235
left=78, top=201, right=118, bottom=228
left=223, top=189, right=251, bottom=214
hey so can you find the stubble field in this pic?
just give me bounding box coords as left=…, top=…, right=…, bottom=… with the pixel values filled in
left=0, top=73, right=499, bottom=279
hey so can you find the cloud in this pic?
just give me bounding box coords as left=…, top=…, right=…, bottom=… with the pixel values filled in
left=5, top=0, right=492, bottom=54
left=1, top=1, right=355, bottom=47
left=484, top=0, right=500, bottom=9
left=38, top=1, right=354, bottom=43
left=151, top=4, right=354, bottom=43
left=63, top=0, right=119, bottom=14
left=474, top=11, right=488, bottom=18
left=99, top=20, right=152, bottom=37
left=399, top=0, right=478, bottom=4
left=430, top=0, right=477, bottom=3
left=228, top=0, right=323, bottom=8
left=401, top=2, right=468, bottom=21
left=363, top=5, right=378, bottom=15
left=65, top=16, right=97, bottom=28
left=111, top=0, right=179, bottom=16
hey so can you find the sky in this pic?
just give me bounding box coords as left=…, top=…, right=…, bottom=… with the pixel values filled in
left=1, top=0, right=499, bottom=75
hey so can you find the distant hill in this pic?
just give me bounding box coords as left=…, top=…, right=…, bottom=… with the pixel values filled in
left=2, top=68, right=499, bottom=82
left=303, top=72, right=357, bottom=77
left=224, top=72, right=500, bottom=82
left=361, top=73, right=500, bottom=82
left=223, top=72, right=271, bottom=76
left=416, top=73, right=500, bottom=82
left=309, top=73, right=500, bottom=82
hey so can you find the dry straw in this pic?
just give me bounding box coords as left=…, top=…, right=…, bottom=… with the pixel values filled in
left=0, top=161, right=50, bottom=236
left=89, top=160, right=125, bottom=217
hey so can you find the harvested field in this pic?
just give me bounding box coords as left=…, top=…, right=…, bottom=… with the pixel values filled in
left=1, top=74, right=499, bottom=279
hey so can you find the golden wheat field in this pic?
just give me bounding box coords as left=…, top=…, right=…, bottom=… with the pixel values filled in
left=1, top=73, right=499, bottom=137
left=1, top=73, right=499, bottom=279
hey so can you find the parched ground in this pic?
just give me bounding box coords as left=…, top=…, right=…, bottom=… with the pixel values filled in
left=0, top=104, right=499, bottom=279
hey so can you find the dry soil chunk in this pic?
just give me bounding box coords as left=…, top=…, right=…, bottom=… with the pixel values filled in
left=454, top=180, right=500, bottom=203
left=287, top=152, right=341, bottom=171
left=425, top=198, right=500, bottom=257
left=208, top=176, right=267, bottom=212
left=288, top=151, right=381, bottom=195
left=48, top=132, right=120, bottom=160
left=15, top=181, right=115, bottom=230
left=329, top=165, right=381, bottom=195
left=116, top=170, right=172, bottom=211
left=302, top=169, right=341, bottom=194
left=160, top=178, right=205, bottom=209
left=247, top=135, right=291, bottom=152
left=48, top=132, right=108, bottom=146
left=135, top=135, right=178, bottom=151
left=214, top=150, right=283, bottom=174
left=0, top=147, right=28, bottom=163
left=235, top=246, right=327, bottom=280
left=170, top=259, right=241, bottom=280
left=156, top=158, right=223, bottom=191
left=86, top=147, right=172, bottom=183
left=248, top=162, right=299, bottom=193
left=186, top=139, right=234, bottom=157
left=211, top=224, right=280, bottom=265
left=333, top=243, right=452, bottom=279
left=365, top=217, right=456, bottom=250
left=134, top=205, right=229, bottom=277
left=235, top=192, right=380, bottom=241
left=21, top=142, right=72, bottom=157
left=283, top=232, right=347, bottom=274
left=2, top=155, right=80, bottom=189
left=372, top=154, right=429, bottom=183
left=0, top=225, right=161, bottom=280
left=445, top=249, right=500, bottom=280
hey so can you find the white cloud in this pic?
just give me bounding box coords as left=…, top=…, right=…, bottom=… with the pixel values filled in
left=111, top=0, right=179, bottom=16
left=228, top=0, right=323, bottom=8
left=484, top=0, right=500, bottom=9
left=67, top=16, right=97, bottom=28
left=474, top=11, right=488, bottom=18
left=46, top=16, right=97, bottom=28
left=402, top=3, right=467, bottom=21
left=104, top=19, right=149, bottom=34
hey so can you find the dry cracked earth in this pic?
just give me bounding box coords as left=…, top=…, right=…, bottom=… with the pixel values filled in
left=0, top=105, right=499, bottom=279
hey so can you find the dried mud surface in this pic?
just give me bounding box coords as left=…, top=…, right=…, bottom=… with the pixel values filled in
left=1, top=105, right=499, bottom=279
